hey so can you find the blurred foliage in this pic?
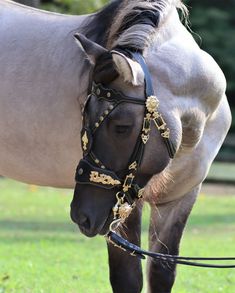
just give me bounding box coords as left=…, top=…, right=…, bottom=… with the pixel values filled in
left=40, top=0, right=107, bottom=14
left=185, top=0, right=235, bottom=108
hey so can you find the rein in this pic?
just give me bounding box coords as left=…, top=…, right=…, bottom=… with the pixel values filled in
left=106, top=229, right=235, bottom=269
left=75, top=50, right=235, bottom=269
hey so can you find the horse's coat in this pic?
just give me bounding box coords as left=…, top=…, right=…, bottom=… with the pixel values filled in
left=0, top=0, right=87, bottom=187
left=0, top=1, right=230, bottom=190
left=0, top=1, right=231, bottom=292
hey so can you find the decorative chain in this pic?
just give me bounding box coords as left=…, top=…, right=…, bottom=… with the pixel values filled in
left=141, top=95, right=170, bottom=144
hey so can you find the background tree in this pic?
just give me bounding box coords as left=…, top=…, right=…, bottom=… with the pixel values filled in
left=14, top=0, right=40, bottom=7
left=186, top=0, right=235, bottom=110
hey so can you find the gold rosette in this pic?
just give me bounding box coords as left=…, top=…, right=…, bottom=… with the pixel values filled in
left=146, top=95, right=159, bottom=113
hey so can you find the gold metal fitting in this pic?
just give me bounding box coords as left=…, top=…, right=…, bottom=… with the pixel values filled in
left=112, top=192, right=134, bottom=222
left=123, top=173, right=135, bottom=192
left=112, top=192, right=124, bottom=220
left=118, top=202, right=133, bottom=221
left=161, top=128, right=170, bottom=138
left=141, top=133, right=149, bottom=144
left=137, top=188, right=144, bottom=198
left=81, top=131, right=88, bottom=151
left=146, top=95, right=159, bottom=113
left=128, top=161, right=137, bottom=170
left=89, top=171, right=121, bottom=186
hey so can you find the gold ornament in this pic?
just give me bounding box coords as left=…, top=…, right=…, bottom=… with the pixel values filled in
left=146, top=95, right=159, bottom=113
left=118, top=202, right=133, bottom=221
left=161, top=128, right=170, bottom=138
left=82, top=131, right=88, bottom=151
left=90, top=171, right=121, bottom=186
left=128, top=161, right=137, bottom=170
left=123, top=173, right=135, bottom=192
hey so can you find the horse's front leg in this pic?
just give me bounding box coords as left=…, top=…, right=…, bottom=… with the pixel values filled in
left=147, top=186, right=200, bottom=293
left=107, top=204, right=143, bottom=293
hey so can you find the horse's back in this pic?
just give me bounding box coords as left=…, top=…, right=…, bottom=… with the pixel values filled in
left=0, top=1, right=86, bottom=187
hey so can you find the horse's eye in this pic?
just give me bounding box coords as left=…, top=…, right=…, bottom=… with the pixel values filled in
left=115, top=125, right=131, bottom=134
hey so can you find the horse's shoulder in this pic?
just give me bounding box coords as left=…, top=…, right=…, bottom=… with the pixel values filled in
left=190, top=47, right=226, bottom=111
left=150, top=35, right=226, bottom=114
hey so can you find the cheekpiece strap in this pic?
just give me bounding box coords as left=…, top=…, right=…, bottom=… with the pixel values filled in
left=129, top=51, right=176, bottom=159
left=130, top=52, right=154, bottom=98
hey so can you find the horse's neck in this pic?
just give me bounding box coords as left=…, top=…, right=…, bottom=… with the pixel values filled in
left=152, top=8, right=189, bottom=48
left=0, top=2, right=93, bottom=187
left=1, top=0, right=92, bottom=101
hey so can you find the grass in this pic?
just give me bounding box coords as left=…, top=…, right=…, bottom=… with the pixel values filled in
left=0, top=179, right=235, bottom=293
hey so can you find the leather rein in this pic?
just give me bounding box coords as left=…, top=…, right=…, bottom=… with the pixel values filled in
left=75, top=50, right=235, bottom=269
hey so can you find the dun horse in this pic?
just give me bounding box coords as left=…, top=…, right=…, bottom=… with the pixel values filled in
left=0, top=0, right=231, bottom=292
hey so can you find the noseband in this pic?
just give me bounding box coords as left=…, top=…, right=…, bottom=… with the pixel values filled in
left=75, top=51, right=176, bottom=221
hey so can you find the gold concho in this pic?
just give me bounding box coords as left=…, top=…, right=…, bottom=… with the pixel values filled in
left=146, top=95, right=159, bottom=113
left=90, top=171, right=121, bottom=186
left=118, top=202, right=133, bottom=221
left=82, top=131, right=88, bottom=151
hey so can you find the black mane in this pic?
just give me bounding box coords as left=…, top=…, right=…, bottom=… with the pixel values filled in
left=80, top=0, right=124, bottom=47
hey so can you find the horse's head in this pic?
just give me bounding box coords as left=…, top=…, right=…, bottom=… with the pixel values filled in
left=70, top=34, right=175, bottom=237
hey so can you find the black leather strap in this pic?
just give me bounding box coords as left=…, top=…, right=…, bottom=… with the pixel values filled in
left=107, top=231, right=235, bottom=269
left=92, top=83, right=146, bottom=105
left=130, top=52, right=155, bottom=98
left=75, top=159, right=122, bottom=189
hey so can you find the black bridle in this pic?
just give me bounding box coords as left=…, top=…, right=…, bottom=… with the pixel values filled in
left=75, top=51, right=176, bottom=219
left=74, top=50, right=235, bottom=269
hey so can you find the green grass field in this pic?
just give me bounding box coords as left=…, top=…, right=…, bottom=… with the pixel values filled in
left=0, top=179, right=234, bottom=293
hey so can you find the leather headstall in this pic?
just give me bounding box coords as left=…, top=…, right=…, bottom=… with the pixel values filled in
left=75, top=51, right=176, bottom=222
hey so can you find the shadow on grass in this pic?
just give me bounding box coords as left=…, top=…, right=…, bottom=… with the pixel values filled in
left=187, top=213, right=235, bottom=227
left=0, top=220, right=86, bottom=243
left=0, top=220, right=77, bottom=233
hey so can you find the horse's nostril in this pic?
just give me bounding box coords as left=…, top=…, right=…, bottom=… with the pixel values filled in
left=77, top=213, right=90, bottom=230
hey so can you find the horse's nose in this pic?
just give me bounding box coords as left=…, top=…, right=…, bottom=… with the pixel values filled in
left=71, top=210, right=91, bottom=230
left=78, top=213, right=91, bottom=230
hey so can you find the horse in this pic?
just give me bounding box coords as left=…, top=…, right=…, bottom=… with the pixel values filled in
left=0, top=0, right=231, bottom=292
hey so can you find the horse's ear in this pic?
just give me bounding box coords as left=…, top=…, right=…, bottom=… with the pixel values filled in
left=111, top=51, right=145, bottom=86
left=74, top=34, right=119, bottom=84
left=74, top=33, right=108, bottom=64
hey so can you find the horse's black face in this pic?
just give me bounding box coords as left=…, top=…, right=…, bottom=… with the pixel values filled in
left=71, top=36, right=171, bottom=237
left=70, top=91, right=170, bottom=237
left=71, top=97, right=145, bottom=237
